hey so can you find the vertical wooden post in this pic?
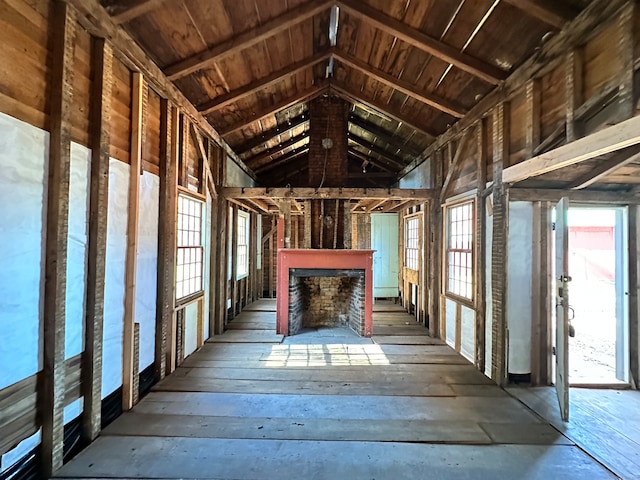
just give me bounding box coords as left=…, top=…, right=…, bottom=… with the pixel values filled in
left=230, top=204, right=238, bottom=318
left=344, top=201, right=352, bottom=249
left=282, top=201, right=292, bottom=248
left=525, top=79, right=541, bottom=160
left=617, top=1, right=635, bottom=121
left=475, top=120, right=487, bottom=371
left=319, top=200, right=325, bottom=248
left=156, top=101, right=178, bottom=380
left=333, top=199, right=339, bottom=248
left=208, top=141, right=219, bottom=336
left=491, top=102, right=510, bottom=385
left=303, top=200, right=312, bottom=248
left=250, top=212, right=258, bottom=302
left=429, top=151, right=443, bottom=338
left=123, top=73, right=145, bottom=411
left=420, top=208, right=428, bottom=325
left=565, top=49, right=583, bottom=143
left=214, top=197, right=229, bottom=333
left=179, top=116, right=190, bottom=187
left=41, top=2, right=76, bottom=475
left=82, top=37, right=112, bottom=443
left=627, top=205, right=640, bottom=388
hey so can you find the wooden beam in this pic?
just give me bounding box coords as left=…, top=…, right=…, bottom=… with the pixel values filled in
left=81, top=37, right=112, bottom=444
left=474, top=119, right=487, bottom=371
left=348, top=133, right=407, bottom=170
left=440, top=129, right=473, bottom=202
left=108, top=0, right=169, bottom=24
left=332, top=82, right=437, bottom=137
left=348, top=115, right=423, bottom=158
left=123, top=73, right=145, bottom=411
left=348, top=148, right=394, bottom=173
left=64, top=0, right=254, bottom=181
left=164, top=0, right=334, bottom=80
left=337, top=0, right=507, bottom=85
left=428, top=151, right=443, bottom=338
left=334, top=50, right=467, bottom=118
left=568, top=146, right=640, bottom=190
left=509, top=188, right=640, bottom=204
left=190, top=124, right=216, bottom=196
left=501, top=0, right=576, bottom=29
left=503, top=114, right=640, bottom=184
left=219, top=84, right=327, bottom=136
left=41, top=2, right=75, bottom=474
left=199, top=50, right=332, bottom=115
left=234, top=114, right=308, bottom=154
left=156, top=101, right=178, bottom=379
left=628, top=205, right=640, bottom=387
left=222, top=187, right=434, bottom=200
left=245, top=132, right=309, bottom=170
left=255, top=148, right=309, bottom=174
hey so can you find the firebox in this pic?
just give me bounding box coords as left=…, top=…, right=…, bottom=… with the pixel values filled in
left=277, top=249, right=374, bottom=336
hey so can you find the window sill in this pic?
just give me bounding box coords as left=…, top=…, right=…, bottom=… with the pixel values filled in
left=176, top=290, right=204, bottom=308
left=443, top=292, right=474, bottom=309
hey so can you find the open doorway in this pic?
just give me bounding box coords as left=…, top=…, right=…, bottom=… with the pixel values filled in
left=567, top=207, right=628, bottom=386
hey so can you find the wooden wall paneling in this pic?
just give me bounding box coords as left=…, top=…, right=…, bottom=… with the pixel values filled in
left=525, top=79, right=542, bottom=159
left=82, top=37, right=112, bottom=443
left=197, top=297, right=205, bottom=348
left=565, top=49, right=584, bottom=142
left=429, top=151, right=443, bottom=338
left=343, top=201, right=352, bottom=249
left=617, top=2, right=635, bottom=121
left=156, top=101, right=178, bottom=379
left=71, top=25, right=91, bottom=146
left=628, top=205, right=640, bottom=388
left=230, top=204, right=238, bottom=318
left=304, top=200, right=312, bottom=248
left=122, top=72, right=146, bottom=411
left=491, top=103, right=510, bottom=385
left=475, top=119, right=487, bottom=371
left=40, top=2, right=76, bottom=475
left=109, top=56, right=132, bottom=163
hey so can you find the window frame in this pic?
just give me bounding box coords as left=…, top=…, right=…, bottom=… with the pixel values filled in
left=176, top=193, right=205, bottom=303
left=444, top=199, right=475, bottom=303
left=404, top=214, right=420, bottom=272
left=236, top=210, right=250, bottom=280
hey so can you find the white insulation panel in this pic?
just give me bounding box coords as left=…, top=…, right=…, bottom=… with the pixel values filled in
left=203, top=194, right=212, bottom=340
left=445, top=298, right=456, bottom=348
left=485, top=197, right=494, bottom=377
left=460, top=305, right=475, bottom=362
left=102, top=159, right=129, bottom=398
left=135, top=172, right=159, bottom=370
left=0, top=112, right=48, bottom=390
left=184, top=301, right=199, bottom=357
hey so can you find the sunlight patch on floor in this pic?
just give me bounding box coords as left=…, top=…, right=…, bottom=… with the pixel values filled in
left=261, top=344, right=391, bottom=367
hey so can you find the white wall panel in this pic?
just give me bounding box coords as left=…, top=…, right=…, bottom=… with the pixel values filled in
left=0, top=113, right=48, bottom=390
left=102, top=159, right=129, bottom=397
left=445, top=298, right=456, bottom=348
left=485, top=195, right=494, bottom=377
left=203, top=194, right=212, bottom=340
left=398, top=159, right=430, bottom=189
left=135, top=172, right=159, bottom=370
left=460, top=305, right=475, bottom=362
left=184, top=301, right=198, bottom=357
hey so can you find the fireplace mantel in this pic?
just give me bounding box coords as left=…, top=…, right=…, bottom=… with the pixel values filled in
left=277, top=249, right=374, bottom=336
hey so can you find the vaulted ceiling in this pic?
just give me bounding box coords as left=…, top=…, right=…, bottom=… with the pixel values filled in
left=102, top=0, right=592, bottom=186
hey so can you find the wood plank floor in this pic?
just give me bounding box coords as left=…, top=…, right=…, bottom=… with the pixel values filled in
left=56, top=300, right=617, bottom=479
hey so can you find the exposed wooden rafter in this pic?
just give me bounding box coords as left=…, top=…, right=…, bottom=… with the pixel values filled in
left=164, top=0, right=334, bottom=80
left=440, top=129, right=473, bottom=201
left=348, top=133, right=407, bottom=170
left=334, top=50, right=467, bottom=118
left=235, top=113, right=309, bottom=154
left=198, top=50, right=333, bottom=115
left=245, top=132, right=309, bottom=170
left=222, top=187, right=434, bottom=200
left=348, top=148, right=394, bottom=174
left=219, top=83, right=328, bottom=136
left=567, top=145, right=640, bottom=190
left=332, top=82, right=437, bottom=137
left=502, top=0, right=577, bottom=29
left=106, top=0, right=170, bottom=24
left=336, top=0, right=508, bottom=85
left=348, top=115, right=423, bottom=158
left=255, top=148, right=309, bottom=174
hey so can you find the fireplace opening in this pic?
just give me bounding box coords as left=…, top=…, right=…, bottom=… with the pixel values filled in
left=288, top=268, right=365, bottom=336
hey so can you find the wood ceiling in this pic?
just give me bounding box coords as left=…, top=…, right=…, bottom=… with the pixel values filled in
left=101, top=0, right=592, bottom=186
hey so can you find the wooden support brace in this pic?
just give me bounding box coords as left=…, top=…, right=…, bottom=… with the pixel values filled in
left=474, top=119, right=487, bottom=371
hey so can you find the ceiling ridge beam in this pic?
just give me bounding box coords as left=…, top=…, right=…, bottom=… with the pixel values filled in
left=235, top=114, right=309, bottom=154
left=332, top=82, right=437, bottom=137
left=348, top=114, right=423, bottom=157
left=165, top=0, right=334, bottom=80
left=199, top=49, right=333, bottom=115
left=334, top=50, right=467, bottom=118
left=501, top=0, right=577, bottom=29
left=219, top=83, right=328, bottom=136
left=336, top=0, right=508, bottom=85
left=245, top=132, right=310, bottom=169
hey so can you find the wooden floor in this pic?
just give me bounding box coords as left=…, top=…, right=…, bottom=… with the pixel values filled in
left=56, top=300, right=619, bottom=479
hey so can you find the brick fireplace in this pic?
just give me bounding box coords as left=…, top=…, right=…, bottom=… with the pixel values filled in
left=277, top=249, right=374, bottom=336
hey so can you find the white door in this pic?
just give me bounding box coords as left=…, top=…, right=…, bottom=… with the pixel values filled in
left=371, top=213, right=399, bottom=297
left=555, top=197, right=570, bottom=421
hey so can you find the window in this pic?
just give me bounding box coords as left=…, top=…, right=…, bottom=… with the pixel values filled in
left=446, top=201, right=474, bottom=300
left=405, top=216, right=419, bottom=271
left=176, top=194, right=204, bottom=300
left=236, top=210, right=250, bottom=279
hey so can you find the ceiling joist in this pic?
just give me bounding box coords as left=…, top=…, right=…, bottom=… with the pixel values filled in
left=336, top=0, right=508, bottom=85
left=164, top=0, right=334, bottom=80
left=348, top=133, right=407, bottom=170
left=219, top=83, right=327, bottom=136
left=198, top=50, right=333, bottom=115
left=255, top=148, right=309, bottom=174
left=106, top=0, right=170, bottom=24
left=568, top=145, right=640, bottom=190
left=235, top=113, right=309, bottom=154
left=502, top=0, right=577, bottom=29
left=334, top=50, right=467, bottom=118
left=222, top=187, right=434, bottom=200
left=245, top=132, right=309, bottom=169
left=348, top=148, right=395, bottom=174
left=348, top=115, right=424, bottom=158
